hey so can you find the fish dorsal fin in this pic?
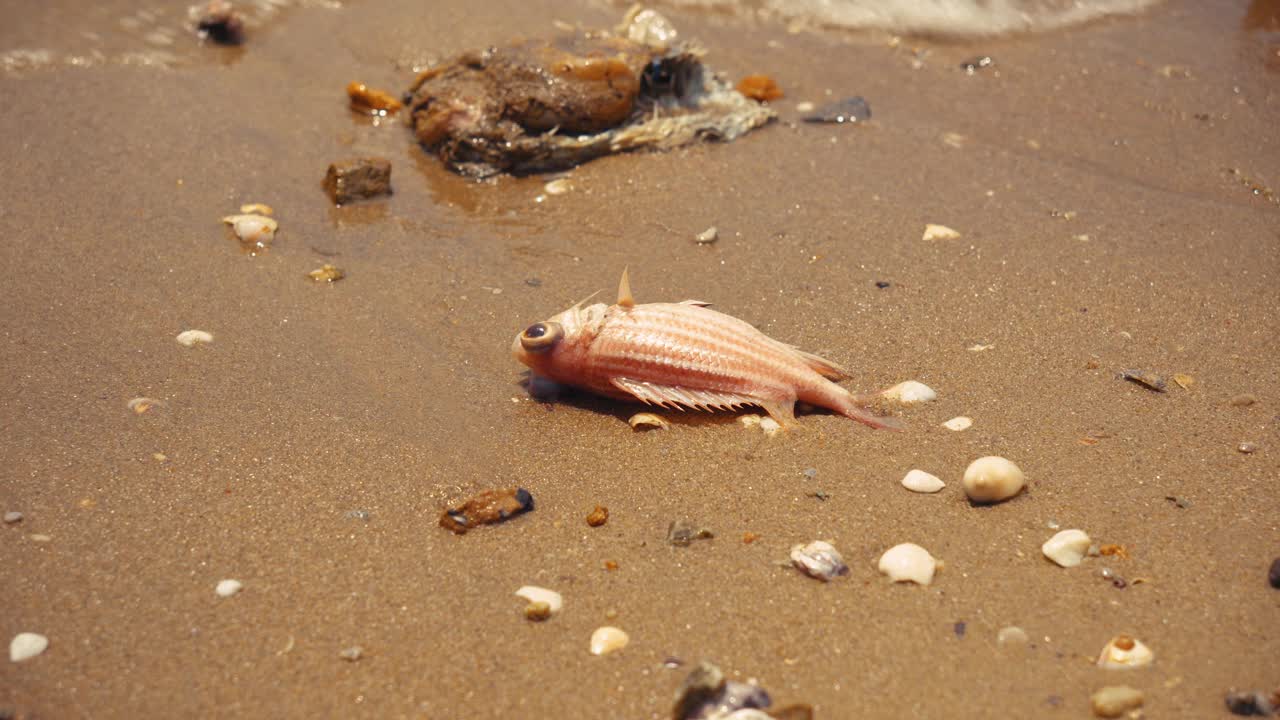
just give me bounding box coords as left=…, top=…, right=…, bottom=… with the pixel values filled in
left=611, top=377, right=762, bottom=413
left=680, top=300, right=713, bottom=307
left=789, top=347, right=850, bottom=380
left=617, top=267, right=635, bottom=309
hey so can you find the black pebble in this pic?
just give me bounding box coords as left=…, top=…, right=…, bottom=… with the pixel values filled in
left=1269, top=557, right=1280, bottom=589
left=953, top=621, right=966, bottom=638
left=875, top=281, right=891, bottom=289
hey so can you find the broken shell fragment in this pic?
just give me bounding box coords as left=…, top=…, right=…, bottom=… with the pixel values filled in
left=307, top=264, right=345, bottom=283
left=737, top=74, right=783, bottom=102
left=9, top=632, right=49, bottom=663
left=880, top=381, right=937, bottom=405
left=616, top=6, right=679, bottom=48
left=175, top=330, right=214, bottom=347
left=878, top=543, right=937, bottom=585
left=1042, top=529, right=1092, bottom=567
left=543, top=178, right=572, bottom=195
left=667, top=519, right=714, bottom=546
left=515, top=585, right=563, bottom=618
left=922, top=223, right=961, bottom=241
left=238, top=202, right=273, bottom=215
left=1097, top=634, right=1154, bottom=669
left=789, top=540, right=849, bottom=581
left=439, top=488, right=534, bottom=534
left=221, top=214, right=277, bottom=247
left=127, top=397, right=161, bottom=414
left=629, top=412, right=669, bottom=430
left=323, top=157, right=392, bottom=205
left=695, top=226, right=718, bottom=244
left=942, top=416, right=973, bottom=431
left=673, top=660, right=775, bottom=720
left=346, top=81, right=402, bottom=116
left=901, top=469, right=945, bottom=493
left=589, top=626, right=629, bottom=655
left=962, top=456, right=1025, bottom=504
left=1091, top=686, right=1144, bottom=718
left=215, top=579, right=243, bottom=597
left=1119, top=369, right=1167, bottom=393
left=759, top=417, right=782, bottom=436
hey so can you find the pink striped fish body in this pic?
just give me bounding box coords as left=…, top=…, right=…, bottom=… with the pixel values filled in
left=511, top=275, right=900, bottom=430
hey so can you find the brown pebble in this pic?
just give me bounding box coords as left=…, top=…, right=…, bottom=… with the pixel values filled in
left=742, top=532, right=759, bottom=544
left=586, top=505, right=609, bottom=527
left=1099, top=544, right=1129, bottom=559
left=346, top=81, right=403, bottom=116
left=604, top=560, right=618, bottom=571
left=737, top=74, right=783, bottom=102
left=1230, top=393, right=1258, bottom=407
left=323, top=157, right=393, bottom=205
left=307, top=264, right=345, bottom=283
left=1085, top=358, right=1101, bottom=370
left=1237, top=442, right=1257, bottom=454
left=439, top=487, right=534, bottom=534
left=524, top=601, right=552, bottom=621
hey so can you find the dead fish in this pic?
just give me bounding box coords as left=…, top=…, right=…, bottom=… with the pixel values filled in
left=511, top=271, right=902, bottom=430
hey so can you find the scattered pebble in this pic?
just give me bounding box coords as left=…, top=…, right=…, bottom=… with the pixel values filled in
left=1164, top=495, right=1190, bottom=509
left=307, top=264, right=345, bottom=283
left=239, top=203, right=273, bottom=215
left=3, top=511, right=22, bottom=524
left=1268, top=558, right=1280, bottom=589
left=959, top=55, right=994, bottom=74
left=1097, top=634, right=1154, bottom=669
left=942, top=416, right=973, bottom=431
left=221, top=213, right=277, bottom=248
left=346, top=81, right=402, bottom=116
left=338, top=646, right=364, bottom=662
left=323, top=157, right=393, bottom=205
left=794, top=101, right=815, bottom=113
left=1224, top=688, right=1278, bottom=716
left=790, top=540, right=849, bottom=581
left=345, top=509, right=370, bottom=521
left=1238, top=442, right=1257, bottom=454
left=586, top=505, right=609, bottom=527
left=192, top=0, right=244, bottom=45
left=878, top=543, right=937, bottom=585
left=801, top=96, right=872, bottom=124
left=1119, top=369, right=1166, bottom=393
left=439, top=487, right=534, bottom=534
left=589, top=626, right=629, bottom=656
left=127, top=397, right=161, bottom=414
left=997, top=626, right=1029, bottom=647
left=695, top=226, right=718, bottom=244
left=1091, top=686, right=1144, bottom=718
left=1042, top=529, right=1092, bottom=568
left=922, top=223, right=961, bottom=241
left=962, top=456, right=1025, bottom=504
left=901, top=469, right=945, bottom=494
left=629, top=412, right=669, bottom=430
left=515, top=585, right=563, bottom=618
left=737, top=74, right=783, bottom=101
left=215, top=579, right=242, bottom=597
left=543, top=178, right=572, bottom=196
left=9, top=633, right=48, bottom=663
left=874, top=280, right=891, bottom=289
left=667, top=519, right=714, bottom=547
left=1230, top=393, right=1259, bottom=407
left=880, top=380, right=937, bottom=404
left=742, top=532, right=759, bottom=544
left=175, top=329, right=214, bottom=347
left=28, top=534, right=51, bottom=543
left=672, top=660, right=777, bottom=720
left=953, top=621, right=967, bottom=638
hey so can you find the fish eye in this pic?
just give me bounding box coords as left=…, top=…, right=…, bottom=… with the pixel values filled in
left=520, top=321, right=563, bottom=352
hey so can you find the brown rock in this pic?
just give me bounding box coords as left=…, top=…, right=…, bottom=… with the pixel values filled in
left=586, top=505, right=609, bottom=527
left=439, top=488, right=534, bottom=534
left=323, top=158, right=392, bottom=205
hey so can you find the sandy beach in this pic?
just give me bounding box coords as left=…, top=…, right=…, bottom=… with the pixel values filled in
left=1, top=0, right=1277, bottom=717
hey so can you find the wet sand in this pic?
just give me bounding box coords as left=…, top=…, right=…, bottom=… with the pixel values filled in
left=1, top=0, right=1278, bottom=717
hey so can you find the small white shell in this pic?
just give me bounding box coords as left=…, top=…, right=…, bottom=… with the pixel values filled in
left=877, top=543, right=938, bottom=585
left=1042, top=529, right=1092, bottom=568
left=962, top=456, right=1025, bottom=503
left=9, top=632, right=49, bottom=663
left=215, top=579, right=243, bottom=597
left=996, top=626, right=1029, bottom=647
left=695, top=226, right=718, bottom=244
left=175, top=329, right=214, bottom=347
left=738, top=414, right=762, bottom=428
left=881, top=381, right=938, bottom=404
left=543, top=178, right=572, bottom=195
left=759, top=417, right=782, bottom=436
left=127, top=397, right=161, bottom=414
left=922, top=223, right=961, bottom=241
left=589, top=626, right=629, bottom=656
left=901, top=469, right=945, bottom=493
left=618, top=6, right=678, bottom=47
left=514, top=585, right=563, bottom=615
left=942, top=416, right=973, bottom=431
left=221, top=214, right=277, bottom=244
left=1097, top=635, right=1154, bottom=669
left=628, top=413, right=669, bottom=431
left=789, top=540, right=849, bottom=581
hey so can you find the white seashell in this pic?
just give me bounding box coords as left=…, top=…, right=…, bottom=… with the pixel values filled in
left=962, top=456, right=1025, bottom=503
left=543, top=178, right=572, bottom=195
left=1042, top=529, right=1092, bottom=568
left=238, top=203, right=274, bottom=215
left=880, top=380, right=937, bottom=404
left=901, top=469, right=945, bottom=493
left=589, top=626, right=629, bottom=656
left=922, top=223, right=961, bottom=241
left=127, top=397, right=161, bottom=414
left=1091, top=686, right=1145, bottom=718
left=514, top=586, right=563, bottom=615
left=1097, top=635, right=1154, bottom=669
left=996, top=626, right=1029, bottom=647
left=221, top=214, right=277, bottom=245
left=215, top=579, right=243, bottom=597
left=9, top=632, right=49, bottom=662
left=175, top=329, right=214, bottom=347
left=942, top=416, right=973, bottom=431
left=789, top=540, right=849, bottom=581
left=695, top=226, right=718, bottom=244
left=759, top=417, right=782, bottom=436
left=617, top=7, right=678, bottom=47
left=877, top=543, right=937, bottom=585
left=738, top=414, right=762, bottom=428
left=628, top=413, right=669, bottom=431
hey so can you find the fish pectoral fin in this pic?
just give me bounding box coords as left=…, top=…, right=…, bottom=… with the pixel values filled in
left=679, top=299, right=713, bottom=307
left=610, top=378, right=760, bottom=412
left=758, top=398, right=798, bottom=429
left=788, top=347, right=851, bottom=381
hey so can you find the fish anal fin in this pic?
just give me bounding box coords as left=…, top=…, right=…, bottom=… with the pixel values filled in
left=610, top=378, right=761, bottom=413
left=790, top=347, right=850, bottom=381
left=758, top=398, right=798, bottom=430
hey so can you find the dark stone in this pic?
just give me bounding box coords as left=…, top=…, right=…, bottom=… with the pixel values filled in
left=195, top=1, right=244, bottom=46
left=323, top=158, right=393, bottom=205
left=875, top=281, right=891, bottom=289
left=1225, top=689, right=1277, bottom=716
left=1269, top=557, right=1280, bottom=589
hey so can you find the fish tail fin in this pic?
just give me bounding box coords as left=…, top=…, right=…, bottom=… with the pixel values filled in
left=836, top=387, right=905, bottom=431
